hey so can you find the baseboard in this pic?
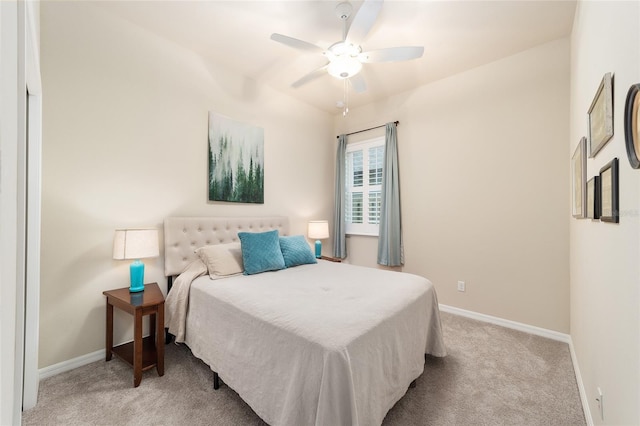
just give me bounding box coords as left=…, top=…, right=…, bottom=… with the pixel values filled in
left=439, top=304, right=592, bottom=425
left=568, top=336, right=594, bottom=426
left=38, top=336, right=148, bottom=381
left=438, top=304, right=570, bottom=343
left=39, top=348, right=105, bottom=380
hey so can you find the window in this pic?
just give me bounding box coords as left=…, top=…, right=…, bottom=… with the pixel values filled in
left=345, top=137, right=384, bottom=236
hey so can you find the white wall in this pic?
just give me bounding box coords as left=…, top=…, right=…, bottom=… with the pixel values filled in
left=35, top=1, right=640, bottom=422
left=335, top=38, right=571, bottom=333
left=39, top=2, right=334, bottom=368
left=29, top=1, right=640, bottom=421
left=570, top=1, right=639, bottom=424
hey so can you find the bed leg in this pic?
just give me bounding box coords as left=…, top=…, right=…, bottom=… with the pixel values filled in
left=410, top=379, right=417, bottom=388
left=213, top=372, right=220, bottom=390
left=165, top=329, right=173, bottom=344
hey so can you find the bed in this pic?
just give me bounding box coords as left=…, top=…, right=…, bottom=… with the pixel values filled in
left=163, top=216, right=446, bottom=426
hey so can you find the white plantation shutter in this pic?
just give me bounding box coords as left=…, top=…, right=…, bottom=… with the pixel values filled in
left=345, top=137, right=384, bottom=235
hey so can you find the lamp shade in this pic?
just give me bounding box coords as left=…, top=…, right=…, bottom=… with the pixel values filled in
left=113, top=229, right=159, bottom=260
left=308, top=220, right=329, bottom=240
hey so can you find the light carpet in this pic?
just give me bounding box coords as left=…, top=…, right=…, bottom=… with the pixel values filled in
left=22, top=312, right=586, bottom=425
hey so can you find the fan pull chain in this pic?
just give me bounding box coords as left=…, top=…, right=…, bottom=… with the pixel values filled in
left=343, top=79, right=349, bottom=117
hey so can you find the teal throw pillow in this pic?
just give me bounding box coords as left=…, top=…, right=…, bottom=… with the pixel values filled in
left=279, top=235, right=317, bottom=268
left=238, top=230, right=286, bottom=275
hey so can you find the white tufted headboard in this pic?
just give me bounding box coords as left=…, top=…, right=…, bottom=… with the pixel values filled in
left=164, top=216, right=290, bottom=277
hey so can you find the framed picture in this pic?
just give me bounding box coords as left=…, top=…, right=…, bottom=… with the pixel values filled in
left=572, top=137, right=587, bottom=218
left=588, top=72, right=614, bottom=158
left=599, top=158, right=619, bottom=223
left=208, top=112, right=264, bottom=204
left=624, top=83, right=640, bottom=169
left=586, top=176, right=600, bottom=220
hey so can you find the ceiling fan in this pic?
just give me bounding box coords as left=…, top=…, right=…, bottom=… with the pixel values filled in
left=270, top=0, right=424, bottom=94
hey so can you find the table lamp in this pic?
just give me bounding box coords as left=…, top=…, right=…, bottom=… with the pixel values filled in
left=113, top=228, right=159, bottom=292
left=308, top=220, right=329, bottom=259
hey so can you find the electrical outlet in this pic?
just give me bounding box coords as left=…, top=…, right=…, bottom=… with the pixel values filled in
left=596, top=387, right=604, bottom=420
left=457, top=281, right=465, bottom=292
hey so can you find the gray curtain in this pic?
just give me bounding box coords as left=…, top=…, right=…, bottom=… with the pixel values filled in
left=333, top=134, right=347, bottom=259
left=377, top=123, right=404, bottom=266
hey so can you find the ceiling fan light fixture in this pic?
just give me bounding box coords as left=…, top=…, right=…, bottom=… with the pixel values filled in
left=270, top=0, right=425, bottom=112
left=329, top=41, right=361, bottom=57
left=327, top=55, right=362, bottom=79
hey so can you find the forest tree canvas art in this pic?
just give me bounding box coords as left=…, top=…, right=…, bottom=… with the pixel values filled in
left=208, top=112, right=264, bottom=203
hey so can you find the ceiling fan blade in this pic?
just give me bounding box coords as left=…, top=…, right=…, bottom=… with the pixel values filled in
left=345, top=0, right=383, bottom=45
left=359, top=46, right=424, bottom=63
left=291, top=63, right=329, bottom=88
left=349, top=74, right=367, bottom=93
left=270, top=33, right=324, bottom=53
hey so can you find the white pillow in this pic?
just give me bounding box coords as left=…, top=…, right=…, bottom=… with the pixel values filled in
left=195, top=242, right=243, bottom=280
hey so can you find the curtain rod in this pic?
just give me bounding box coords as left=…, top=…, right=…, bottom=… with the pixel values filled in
left=336, top=121, right=399, bottom=139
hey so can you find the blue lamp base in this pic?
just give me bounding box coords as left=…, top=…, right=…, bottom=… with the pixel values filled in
left=129, top=260, right=145, bottom=293
left=315, top=240, right=322, bottom=258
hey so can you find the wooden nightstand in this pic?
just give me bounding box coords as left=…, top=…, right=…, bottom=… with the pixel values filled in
left=103, top=282, right=165, bottom=387
left=320, top=255, right=342, bottom=262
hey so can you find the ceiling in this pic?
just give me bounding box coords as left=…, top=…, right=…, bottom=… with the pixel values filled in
left=94, top=0, right=577, bottom=114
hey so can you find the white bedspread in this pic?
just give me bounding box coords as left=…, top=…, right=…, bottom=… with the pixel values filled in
left=164, top=259, right=207, bottom=343
left=173, top=260, right=446, bottom=426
